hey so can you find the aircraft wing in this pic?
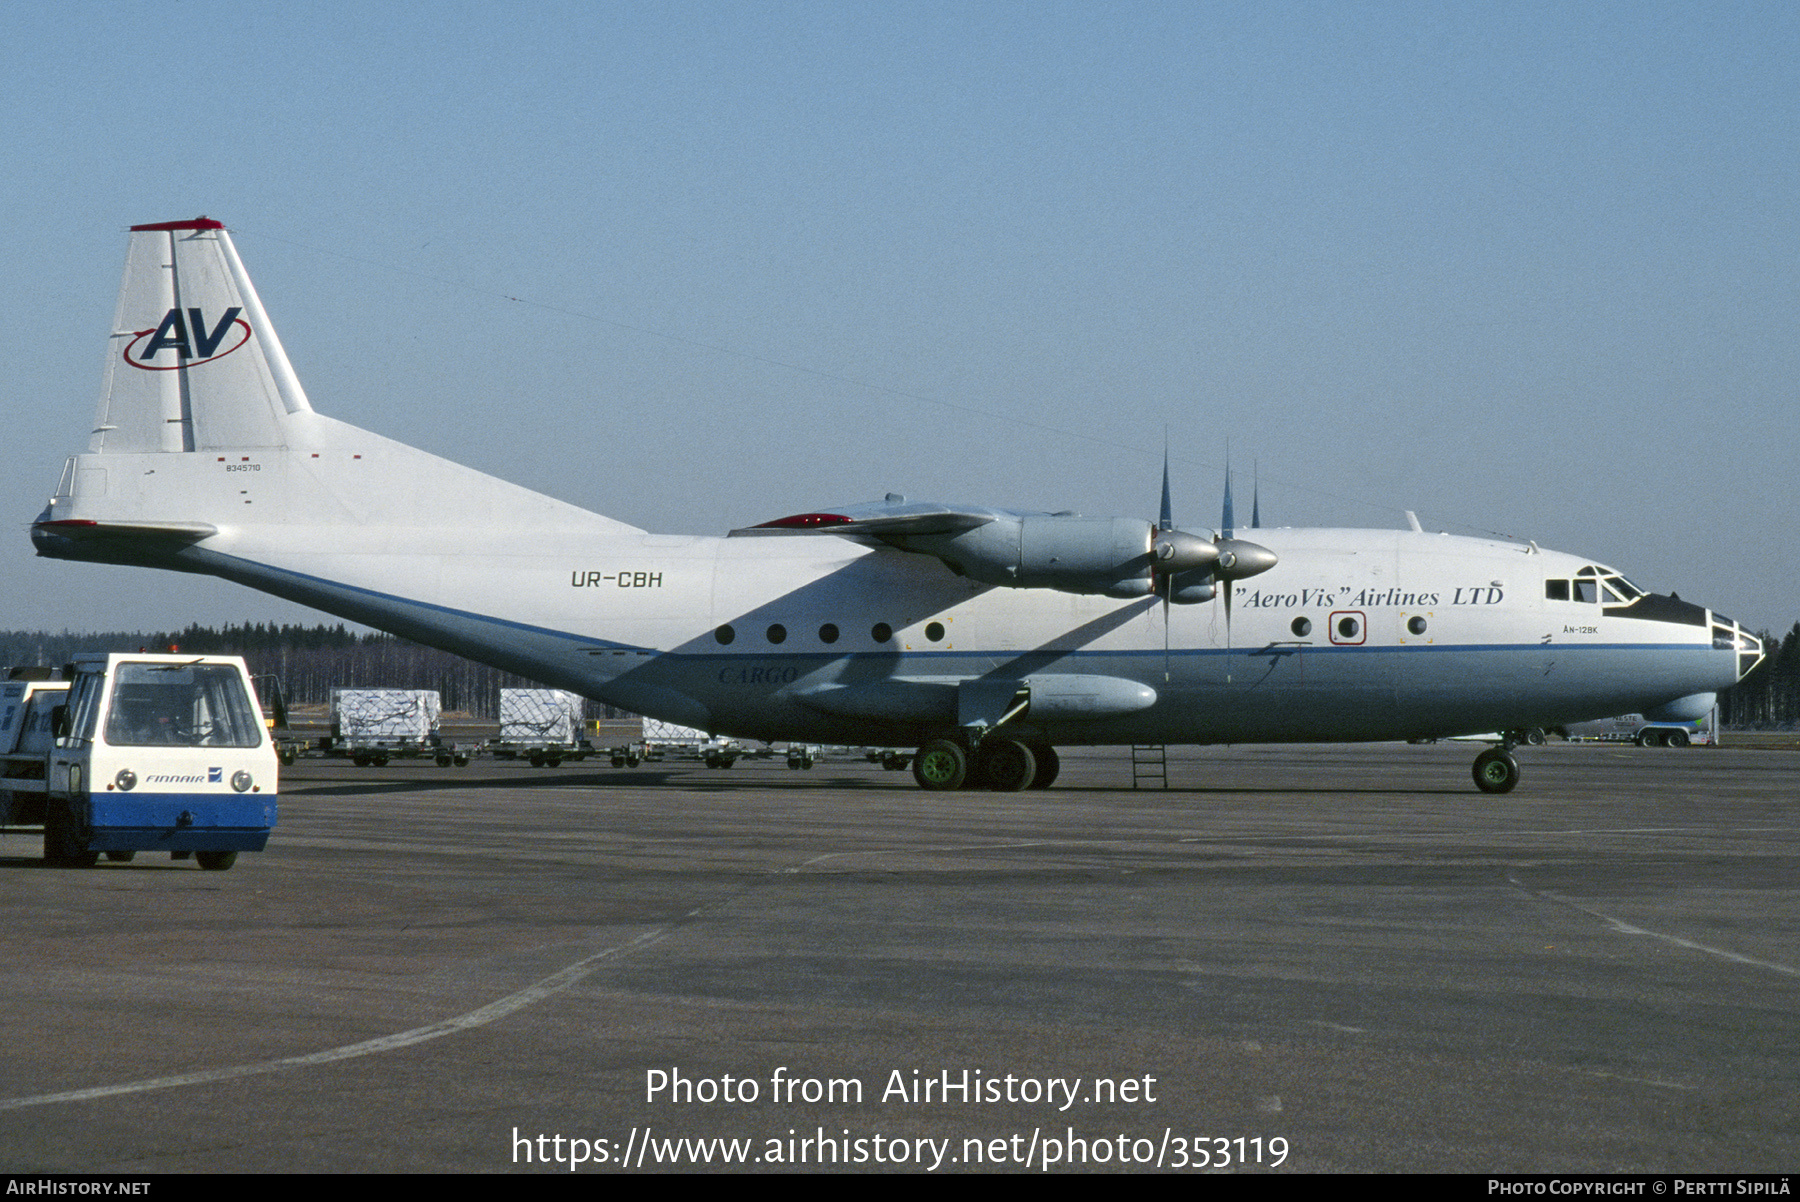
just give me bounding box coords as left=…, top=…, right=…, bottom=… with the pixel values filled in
left=728, top=500, right=999, bottom=539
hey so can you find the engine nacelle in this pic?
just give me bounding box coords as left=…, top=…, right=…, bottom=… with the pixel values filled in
left=892, top=515, right=1159, bottom=597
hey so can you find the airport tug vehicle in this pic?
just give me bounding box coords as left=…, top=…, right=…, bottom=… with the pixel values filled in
left=0, top=654, right=277, bottom=869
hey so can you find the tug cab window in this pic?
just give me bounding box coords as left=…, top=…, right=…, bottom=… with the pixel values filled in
left=103, top=663, right=263, bottom=748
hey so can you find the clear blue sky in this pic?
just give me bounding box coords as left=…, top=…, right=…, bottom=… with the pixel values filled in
left=4, top=1, right=1795, bottom=632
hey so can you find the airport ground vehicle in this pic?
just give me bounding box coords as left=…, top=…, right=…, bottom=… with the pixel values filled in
left=0, top=670, right=72, bottom=817
left=634, top=718, right=740, bottom=767
left=330, top=688, right=471, bottom=766
left=606, top=743, right=645, bottom=768
left=1562, top=708, right=1717, bottom=747
left=488, top=688, right=590, bottom=767
left=0, top=654, right=277, bottom=868
left=250, top=674, right=319, bottom=765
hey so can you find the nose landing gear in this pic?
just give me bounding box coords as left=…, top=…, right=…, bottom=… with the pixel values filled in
left=1472, top=746, right=1520, bottom=794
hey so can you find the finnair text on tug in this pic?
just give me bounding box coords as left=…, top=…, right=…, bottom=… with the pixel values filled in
left=34, top=219, right=1763, bottom=793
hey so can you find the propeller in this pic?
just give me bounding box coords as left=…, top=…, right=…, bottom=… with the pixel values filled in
left=1213, top=464, right=1280, bottom=646
left=1149, top=450, right=1278, bottom=676
left=1152, top=453, right=1213, bottom=679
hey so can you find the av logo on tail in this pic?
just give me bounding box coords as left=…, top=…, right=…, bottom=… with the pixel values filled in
left=125, top=306, right=248, bottom=370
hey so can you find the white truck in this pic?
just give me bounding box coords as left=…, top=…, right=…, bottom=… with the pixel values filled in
left=0, top=654, right=278, bottom=869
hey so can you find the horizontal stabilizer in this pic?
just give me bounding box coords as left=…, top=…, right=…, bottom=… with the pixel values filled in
left=33, top=518, right=217, bottom=541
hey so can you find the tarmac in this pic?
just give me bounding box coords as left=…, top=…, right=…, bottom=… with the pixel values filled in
left=1, top=741, right=1795, bottom=1173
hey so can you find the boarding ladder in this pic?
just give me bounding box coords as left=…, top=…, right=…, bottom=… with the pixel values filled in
left=1131, top=744, right=1168, bottom=789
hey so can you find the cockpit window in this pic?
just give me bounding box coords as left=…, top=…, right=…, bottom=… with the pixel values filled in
left=1548, top=568, right=1646, bottom=605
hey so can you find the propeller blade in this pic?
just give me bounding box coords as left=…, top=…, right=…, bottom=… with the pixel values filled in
left=1158, top=446, right=1172, bottom=678
left=1159, top=447, right=1173, bottom=533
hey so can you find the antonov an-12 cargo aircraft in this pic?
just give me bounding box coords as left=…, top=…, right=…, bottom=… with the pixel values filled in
left=32, top=219, right=1764, bottom=793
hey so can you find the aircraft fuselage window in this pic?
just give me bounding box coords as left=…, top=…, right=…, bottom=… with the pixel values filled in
left=1337, top=616, right=1360, bottom=640
left=1573, top=580, right=1597, bottom=604
left=871, top=622, right=893, bottom=643
left=925, top=621, right=946, bottom=642
left=819, top=623, right=839, bottom=644
left=766, top=624, right=787, bottom=644
left=1291, top=616, right=1312, bottom=637
left=1408, top=616, right=1428, bottom=635
left=1546, top=580, right=1571, bottom=601
left=714, top=624, right=735, bottom=645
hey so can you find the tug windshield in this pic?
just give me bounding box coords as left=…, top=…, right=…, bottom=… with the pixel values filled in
left=104, top=663, right=264, bottom=748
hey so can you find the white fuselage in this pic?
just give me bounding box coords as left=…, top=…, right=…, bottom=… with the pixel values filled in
left=38, top=440, right=1747, bottom=748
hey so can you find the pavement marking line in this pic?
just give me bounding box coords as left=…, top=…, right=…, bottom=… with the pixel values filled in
left=0, top=927, right=675, bottom=1112
left=1509, top=874, right=1800, bottom=979
left=785, top=840, right=1072, bottom=871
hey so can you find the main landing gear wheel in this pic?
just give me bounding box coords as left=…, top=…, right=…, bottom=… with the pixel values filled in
left=1472, top=747, right=1520, bottom=794
left=975, top=737, right=1036, bottom=792
left=1026, top=744, right=1059, bottom=789
left=912, top=739, right=967, bottom=791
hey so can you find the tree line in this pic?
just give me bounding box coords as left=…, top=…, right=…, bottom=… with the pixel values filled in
left=1717, top=623, right=1800, bottom=727
left=0, top=624, right=622, bottom=719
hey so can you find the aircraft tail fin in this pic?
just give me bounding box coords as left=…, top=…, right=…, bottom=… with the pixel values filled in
left=95, top=218, right=310, bottom=453
left=39, top=219, right=643, bottom=554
